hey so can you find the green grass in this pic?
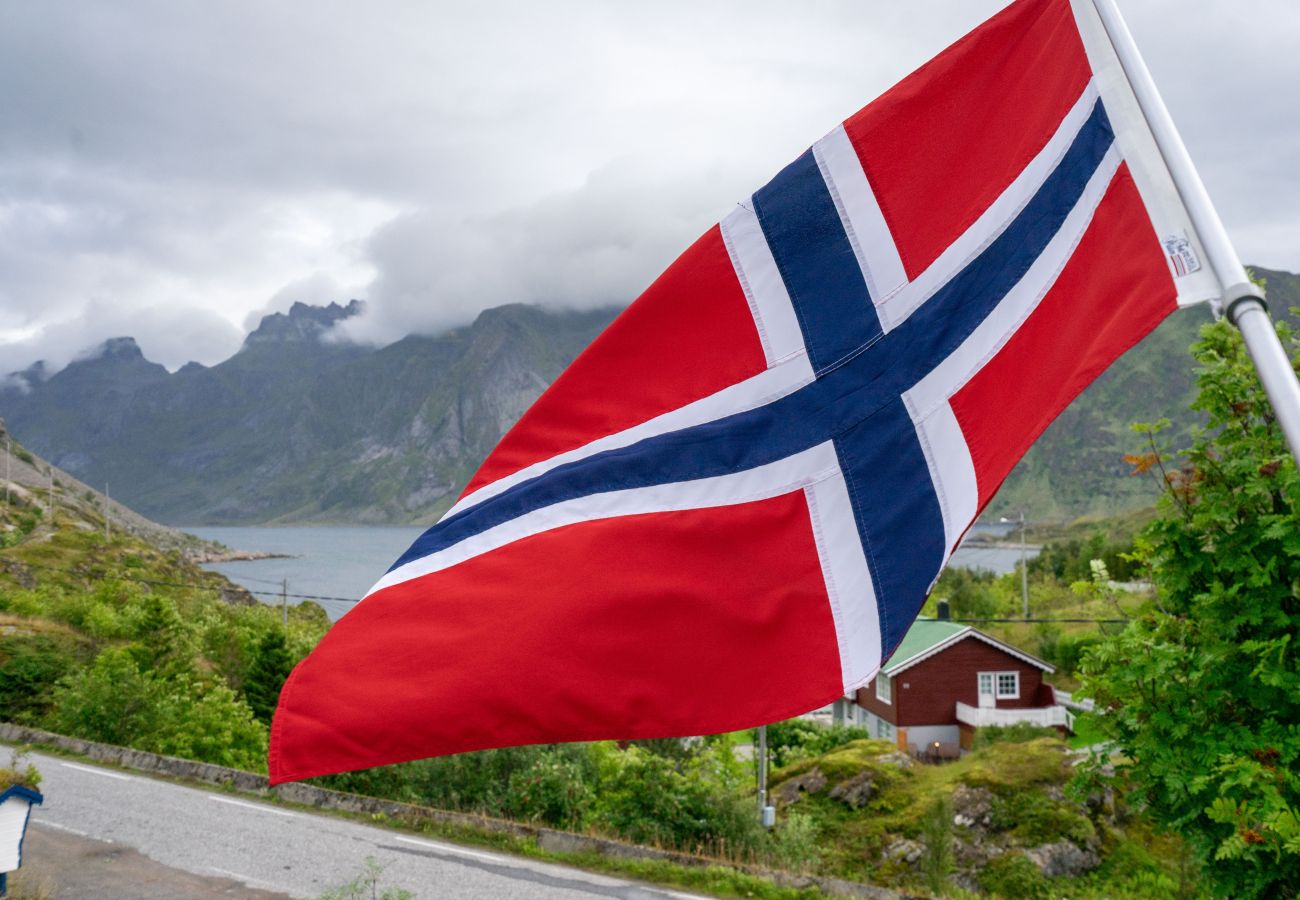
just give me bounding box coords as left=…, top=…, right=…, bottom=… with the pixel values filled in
left=1067, top=713, right=1106, bottom=750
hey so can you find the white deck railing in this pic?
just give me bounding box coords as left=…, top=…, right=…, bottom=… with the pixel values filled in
left=955, top=701, right=1073, bottom=729
left=1053, top=689, right=1096, bottom=713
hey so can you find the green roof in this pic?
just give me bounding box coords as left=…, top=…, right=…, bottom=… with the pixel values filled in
left=882, top=618, right=969, bottom=674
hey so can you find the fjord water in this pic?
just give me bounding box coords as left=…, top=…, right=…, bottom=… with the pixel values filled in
left=186, top=525, right=425, bottom=621
left=187, top=523, right=1036, bottom=622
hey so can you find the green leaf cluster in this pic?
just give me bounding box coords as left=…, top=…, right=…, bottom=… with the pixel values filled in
left=1078, top=316, right=1300, bottom=897
left=761, top=717, right=874, bottom=768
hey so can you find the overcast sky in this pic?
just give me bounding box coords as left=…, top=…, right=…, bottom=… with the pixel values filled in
left=1, top=1, right=1297, bottom=376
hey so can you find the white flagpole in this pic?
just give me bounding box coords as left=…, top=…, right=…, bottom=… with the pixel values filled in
left=1092, top=0, right=1300, bottom=466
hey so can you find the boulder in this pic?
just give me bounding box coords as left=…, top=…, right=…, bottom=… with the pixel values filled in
left=878, top=751, right=914, bottom=770
left=952, top=836, right=1001, bottom=869
left=951, top=784, right=995, bottom=829
left=773, top=767, right=827, bottom=806
left=1025, top=840, right=1101, bottom=877
left=883, top=838, right=924, bottom=866
left=829, top=771, right=876, bottom=809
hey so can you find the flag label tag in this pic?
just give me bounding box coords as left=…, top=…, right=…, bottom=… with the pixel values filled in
left=1162, top=233, right=1202, bottom=278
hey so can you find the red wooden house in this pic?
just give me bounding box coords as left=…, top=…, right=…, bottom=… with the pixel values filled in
left=851, top=618, right=1069, bottom=754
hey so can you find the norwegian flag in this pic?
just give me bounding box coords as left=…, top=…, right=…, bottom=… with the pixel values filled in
left=270, top=0, right=1227, bottom=783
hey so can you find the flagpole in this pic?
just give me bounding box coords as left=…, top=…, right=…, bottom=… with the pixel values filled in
left=1091, top=0, right=1300, bottom=466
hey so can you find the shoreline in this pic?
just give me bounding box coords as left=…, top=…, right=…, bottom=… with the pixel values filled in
left=185, top=549, right=295, bottom=564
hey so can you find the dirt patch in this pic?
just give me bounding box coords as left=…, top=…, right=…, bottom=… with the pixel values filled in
left=15, top=825, right=291, bottom=899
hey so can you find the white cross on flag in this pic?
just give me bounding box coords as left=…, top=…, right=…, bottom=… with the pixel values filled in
left=270, top=0, right=1234, bottom=783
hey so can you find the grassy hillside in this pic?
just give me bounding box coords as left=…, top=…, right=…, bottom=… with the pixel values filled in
left=1, top=431, right=330, bottom=770
left=766, top=734, right=1199, bottom=897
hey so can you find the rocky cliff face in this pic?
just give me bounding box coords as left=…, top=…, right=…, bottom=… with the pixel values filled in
left=4, top=265, right=1297, bottom=526
left=0, top=301, right=616, bottom=524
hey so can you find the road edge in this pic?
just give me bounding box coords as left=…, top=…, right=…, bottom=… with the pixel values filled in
left=0, top=723, right=904, bottom=900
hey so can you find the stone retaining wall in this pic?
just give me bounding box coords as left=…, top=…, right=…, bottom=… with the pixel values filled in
left=0, top=722, right=902, bottom=899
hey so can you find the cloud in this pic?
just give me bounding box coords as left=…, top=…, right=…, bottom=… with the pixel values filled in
left=331, top=157, right=753, bottom=345
left=0, top=298, right=244, bottom=376
left=0, top=0, right=1297, bottom=376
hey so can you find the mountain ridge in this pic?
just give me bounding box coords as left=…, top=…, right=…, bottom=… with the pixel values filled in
left=1, top=300, right=617, bottom=524
left=3, top=267, right=1297, bottom=525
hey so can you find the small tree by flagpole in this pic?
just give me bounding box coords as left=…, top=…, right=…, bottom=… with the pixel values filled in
left=1093, top=0, right=1300, bottom=464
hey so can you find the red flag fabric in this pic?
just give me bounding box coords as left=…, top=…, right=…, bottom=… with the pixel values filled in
left=270, top=0, right=1223, bottom=784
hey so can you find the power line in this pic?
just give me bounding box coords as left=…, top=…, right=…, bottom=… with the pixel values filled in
left=953, top=617, right=1128, bottom=624
left=213, top=572, right=296, bottom=587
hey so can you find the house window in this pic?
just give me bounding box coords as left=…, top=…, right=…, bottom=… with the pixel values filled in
left=978, top=671, right=1021, bottom=700
left=878, top=720, right=893, bottom=740
left=876, top=673, right=893, bottom=704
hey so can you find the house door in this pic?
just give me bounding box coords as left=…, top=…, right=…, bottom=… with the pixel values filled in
left=977, top=673, right=996, bottom=708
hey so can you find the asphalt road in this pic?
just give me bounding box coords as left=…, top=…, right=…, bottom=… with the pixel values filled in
left=14, top=749, right=705, bottom=900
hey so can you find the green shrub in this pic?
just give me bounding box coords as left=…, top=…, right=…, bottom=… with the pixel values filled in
left=47, top=648, right=163, bottom=746
left=0, top=635, right=82, bottom=722
left=320, top=743, right=594, bottom=816
left=46, top=647, right=268, bottom=771
left=980, top=852, right=1048, bottom=899
left=592, top=743, right=764, bottom=856
left=971, top=723, right=1059, bottom=750
left=932, top=566, right=1002, bottom=619
left=1037, top=631, right=1102, bottom=676
left=1029, top=532, right=1139, bottom=583
left=505, top=754, right=595, bottom=829
left=769, top=811, right=821, bottom=872
left=0, top=586, right=52, bottom=618
left=988, top=790, right=1094, bottom=846
left=763, top=718, right=873, bottom=768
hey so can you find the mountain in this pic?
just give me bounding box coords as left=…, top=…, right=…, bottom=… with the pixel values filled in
left=1, top=301, right=616, bottom=524
left=0, top=416, right=224, bottom=559
left=3, top=268, right=1296, bottom=526
left=986, top=266, right=1300, bottom=519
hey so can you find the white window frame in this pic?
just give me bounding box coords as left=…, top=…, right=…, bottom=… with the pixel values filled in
left=977, top=672, right=995, bottom=698
left=978, top=671, right=1021, bottom=700
left=875, top=672, right=893, bottom=705
left=878, top=719, right=894, bottom=740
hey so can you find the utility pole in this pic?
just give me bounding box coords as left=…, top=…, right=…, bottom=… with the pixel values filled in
left=47, top=468, right=54, bottom=518
left=281, top=578, right=289, bottom=632
left=104, top=483, right=111, bottom=541
left=756, top=724, right=774, bottom=827
left=1020, top=510, right=1029, bottom=618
